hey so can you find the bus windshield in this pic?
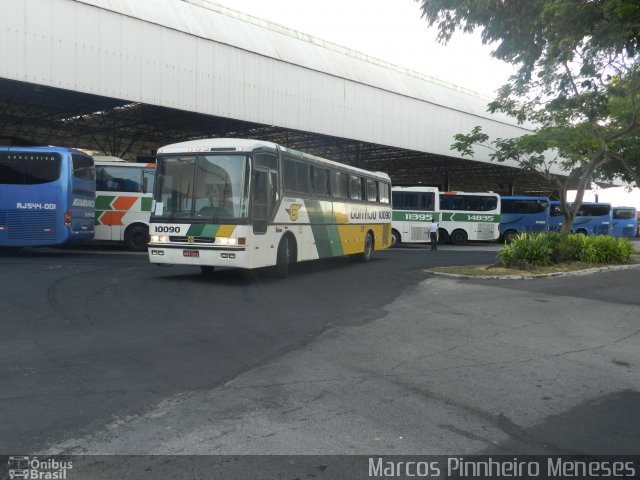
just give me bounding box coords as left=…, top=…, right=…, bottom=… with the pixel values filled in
left=154, top=154, right=250, bottom=221
left=0, top=152, right=61, bottom=185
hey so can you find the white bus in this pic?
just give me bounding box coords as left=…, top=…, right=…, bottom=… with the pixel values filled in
left=148, top=139, right=392, bottom=277
left=94, top=158, right=156, bottom=251
left=391, top=187, right=501, bottom=246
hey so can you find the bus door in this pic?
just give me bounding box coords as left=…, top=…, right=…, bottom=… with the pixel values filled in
left=252, top=169, right=270, bottom=234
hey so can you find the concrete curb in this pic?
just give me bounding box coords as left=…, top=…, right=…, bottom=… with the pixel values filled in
left=423, top=262, right=640, bottom=280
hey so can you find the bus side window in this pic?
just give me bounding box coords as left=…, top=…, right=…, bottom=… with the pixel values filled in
left=331, top=171, right=348, bottom=199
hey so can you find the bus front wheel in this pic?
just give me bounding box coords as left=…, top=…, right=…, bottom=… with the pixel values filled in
left=125, top=224, right=149, bottom=252
left=450, top=229, right=468, bottom=245
left=275, top=236, right=293, bottom=278
left=391, top=230, right=401, bottom=247
left=200, top=265, right=215, bottom=275
left=575, top=228, right=588, bottom=236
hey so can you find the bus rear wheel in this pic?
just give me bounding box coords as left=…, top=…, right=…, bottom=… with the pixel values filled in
left=575, top=228, right=588, bottom=236
left=503, top=230, right=518, bottom=243
left=438, top=229, right=448, bottom=245
left=361, top=232, right=374, bottom=262
left=125, top=224, right=149, bottom=252
left=391, top=230, right=401, bottom=247
left=450, top=229, right=468, bottom=245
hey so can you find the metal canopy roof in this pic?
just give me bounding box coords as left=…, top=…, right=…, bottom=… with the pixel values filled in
left=0, top=78, right=563, bottom=195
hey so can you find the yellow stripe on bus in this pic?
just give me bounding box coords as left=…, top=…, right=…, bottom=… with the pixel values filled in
left=337, top=224, right=391, bottom=253
left=216, top=225, right=236, bottom=238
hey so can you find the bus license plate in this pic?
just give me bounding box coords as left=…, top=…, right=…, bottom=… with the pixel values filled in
left=183, top=250, right=199, bottom=257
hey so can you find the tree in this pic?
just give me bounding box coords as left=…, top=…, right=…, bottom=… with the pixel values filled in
left=416, top=0, right=640, bottom=232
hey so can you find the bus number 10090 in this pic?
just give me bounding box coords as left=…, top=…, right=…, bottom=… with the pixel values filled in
left=154, top=226, right=181, bottom=233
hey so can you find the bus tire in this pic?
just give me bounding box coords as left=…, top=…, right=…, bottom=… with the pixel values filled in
left=200, top=265, right=215, bottom=275
left=391, top=229, right=401, bottom=247
left=438, top=229, right=448, bottom=245
left=361, top=232, right=374, bottom=262
left=503, top=230, right=518, bottom=243
left=450, top=229, right=468, bottom=245
left=0, top=247, right=21, bottom=254
left=575, top=228, right=588, bottom=236
left=275, top=235, right=294, bottom=278
left=125, top=224, right=149, bottom=252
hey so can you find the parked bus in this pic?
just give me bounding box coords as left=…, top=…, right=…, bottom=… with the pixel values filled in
left=0, top=146, right=95, bottom=250
left=390, top=187, right=501, bottom=245
left=499, top=196, right=550, bottom=243
left=438, top=191, right=501, bottom=244
left=391, top=186, right=439, bottom=246
left=549, top=201, right=612, bottom=235
left=611, top=206, right=638, bottom=238
left=94, top=158, right=156, bottom=251
left=148, top=138, right=392, bottom=277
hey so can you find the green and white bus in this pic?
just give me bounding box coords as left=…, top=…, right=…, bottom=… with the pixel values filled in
left=148, top=139, right=392, bottom=277
left=391, top=187, right=501, bottom=246
left=94, top=158, right=156, bottom=251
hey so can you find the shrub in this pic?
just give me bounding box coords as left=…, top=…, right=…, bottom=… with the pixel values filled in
left=499, top=232, right=635, bottom=267
left=498, top=232, right=553, bottom=267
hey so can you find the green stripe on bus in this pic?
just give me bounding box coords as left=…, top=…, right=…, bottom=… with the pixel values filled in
left=441, top=213, right=501, bottom=222
left=186, top=224, right=220, bottom=237
left=95, top=196, right=115, bottom=210
left=141, top=197, right=153, bottom=212
left=392, top=211, right=439, bottom=222
left=306, top=200, right=344, bottom=258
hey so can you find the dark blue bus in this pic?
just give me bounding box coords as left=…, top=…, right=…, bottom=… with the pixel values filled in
left=611, top=207, right=638, bottom=238
left=0, top=146, right=96, bottom=250
left=549, top=201, right=612, bottom=235
left=499, top=196, right=550, bottom=242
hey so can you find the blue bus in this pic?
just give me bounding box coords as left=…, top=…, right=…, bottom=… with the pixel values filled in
left=611, top=207, right=638, bottom=238
left=499, top=196, right=550, bottom=242
left=549, top=201, right=612, bottom=235
left=0, top=146, right=96, bottom=250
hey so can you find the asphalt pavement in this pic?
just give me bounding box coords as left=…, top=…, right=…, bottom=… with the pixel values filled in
left=1, top=242, right=639, bottom=462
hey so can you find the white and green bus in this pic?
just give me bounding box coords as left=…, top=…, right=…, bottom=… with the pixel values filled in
left=148, top=139, right=392, bottom=277
left=391, top=187, right=501, bottom=246
left=94, top=158, right=156, bottom=251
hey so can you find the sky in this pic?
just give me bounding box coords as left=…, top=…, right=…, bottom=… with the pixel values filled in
left=211, top=0, right=515, bottom=97
left=210, top=0, right=640, bottom=207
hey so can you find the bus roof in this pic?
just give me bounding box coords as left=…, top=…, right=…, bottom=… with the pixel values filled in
left=157, top=138, right=390, bottom=182
left=550, top=201, right=612, bottom=206
left=0, top=145, right=90, bottom=156
left=501, top=195, right=550, bottom=200
left=94, top=159, right=156, bottom=168
left=392, top=186, right=439, bottom=192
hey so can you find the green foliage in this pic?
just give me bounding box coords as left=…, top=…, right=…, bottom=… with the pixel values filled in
left=499, top=232, right=554, bottom=266
left=498, top=232, right=635, bottom=268
left=418, top=0, right=640, bottom=231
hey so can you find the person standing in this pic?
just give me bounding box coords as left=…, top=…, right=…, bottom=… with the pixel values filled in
left=429, top=218, right=439, bottom=251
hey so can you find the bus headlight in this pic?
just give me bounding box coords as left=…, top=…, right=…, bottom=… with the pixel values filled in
left=217, top=237, right=237, bottom=246
left=150, top=235, right=169, bottom=243
left=217, top=237, right=246, bottom=246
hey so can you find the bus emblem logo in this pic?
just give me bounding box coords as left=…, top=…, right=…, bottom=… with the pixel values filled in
left=187, top=236, right=194, bottom=244
left=286, top=204, right=302, bottom=221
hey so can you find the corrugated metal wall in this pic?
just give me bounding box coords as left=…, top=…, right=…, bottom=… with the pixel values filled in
left=1, top=0, right=533, bottom=168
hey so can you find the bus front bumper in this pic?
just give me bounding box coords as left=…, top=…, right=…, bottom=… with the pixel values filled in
left=148, top=244, right=248, bottom=268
